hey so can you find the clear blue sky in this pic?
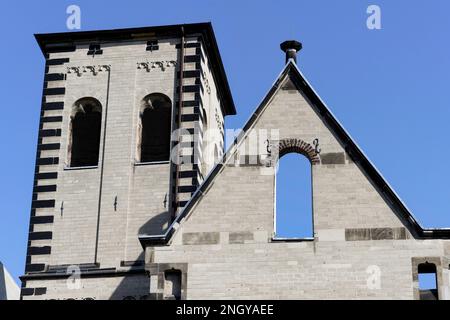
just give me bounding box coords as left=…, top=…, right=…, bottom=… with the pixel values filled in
left=1, top=1, right=449, bottom=285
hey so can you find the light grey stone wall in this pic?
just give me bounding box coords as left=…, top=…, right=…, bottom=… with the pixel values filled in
left=23, top=33, right=230, bottom=300
left=24, top=38, right=180, bottom=298
left=48, top=39, right=178, bottom=267
left=151, top=238, right=447, bottom=299
left=23, top=274, right=150, bottom=300
left=145, top=73, right=450, bottom=300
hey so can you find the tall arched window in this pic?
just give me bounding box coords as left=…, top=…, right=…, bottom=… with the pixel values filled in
left=138, top=93, right=172, bottom=163
left=68, top=98, right=102, bottom=167
left=275, top=152, right=313, bottom=238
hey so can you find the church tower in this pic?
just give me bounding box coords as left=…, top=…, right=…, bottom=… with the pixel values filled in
left=21, top=23, right=235, bottom=300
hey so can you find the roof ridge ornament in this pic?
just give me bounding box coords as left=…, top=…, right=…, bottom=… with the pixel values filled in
left=280, top=40, right=302, bottom=64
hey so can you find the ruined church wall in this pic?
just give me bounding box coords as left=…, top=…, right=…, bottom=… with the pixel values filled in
left=146, top=76, right=450, bottom=299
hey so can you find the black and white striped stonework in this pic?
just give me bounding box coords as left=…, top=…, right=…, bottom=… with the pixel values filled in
left=22, top=51, right=71, bottom=298
left=173, top=39, right=207, bottom=214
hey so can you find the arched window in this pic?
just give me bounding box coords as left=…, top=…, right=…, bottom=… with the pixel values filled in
left=68, top=98, right=102, bottom=167
left=275, top=152, right=313, bottom=239
left=138, top=93, right=172, bottom=163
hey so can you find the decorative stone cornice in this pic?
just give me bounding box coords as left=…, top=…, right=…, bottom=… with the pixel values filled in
left=67, top=65, right=111, bottom=77
left=137, top=60, right=177, bottom=72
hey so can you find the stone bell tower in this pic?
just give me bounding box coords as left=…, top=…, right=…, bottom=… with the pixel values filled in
left=21, top=22, right=235, bottom=300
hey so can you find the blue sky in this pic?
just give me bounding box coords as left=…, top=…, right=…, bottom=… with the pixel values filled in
left=276, top=154, right=313, bottom=239
left=0, top=1, right=449, bottom=284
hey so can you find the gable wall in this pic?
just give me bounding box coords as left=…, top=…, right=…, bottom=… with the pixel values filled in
left=177, top=75, right=406, bottom=239
left=146, top=72, right=449, bottom=300
left=256, top=85, right=406, bottom=232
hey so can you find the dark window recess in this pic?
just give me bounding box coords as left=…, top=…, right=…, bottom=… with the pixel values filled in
left=418, top=263, right=439, bottom=300
left=139, top=94, right=171, bottom=162
left=146, top=40, right=159, bottom=51
left=87, top=44, right=103, bottom=56
left=164, top=270, right=182, bottom=300
left=70, top=99, right=102, bottom=167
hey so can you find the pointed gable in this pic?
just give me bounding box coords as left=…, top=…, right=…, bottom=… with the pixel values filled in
left=140, top=60, right=450, bottom=247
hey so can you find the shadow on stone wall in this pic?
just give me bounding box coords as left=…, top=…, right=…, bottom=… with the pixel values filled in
left=109, top=210, right=170, bottom=300
left=138, top=210, right=171, bottom=235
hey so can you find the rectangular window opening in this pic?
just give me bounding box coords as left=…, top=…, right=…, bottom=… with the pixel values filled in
left=163, top=269, right=182, bottom=300
left=418, top=263, right=439, bottom=300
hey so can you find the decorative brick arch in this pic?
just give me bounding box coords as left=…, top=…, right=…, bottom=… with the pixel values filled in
left=278, top=138, right=320, bottom=164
